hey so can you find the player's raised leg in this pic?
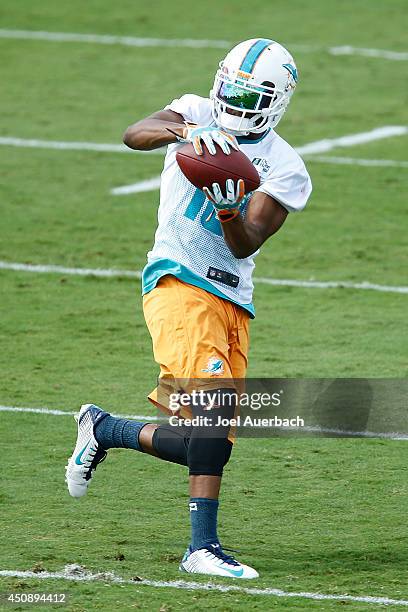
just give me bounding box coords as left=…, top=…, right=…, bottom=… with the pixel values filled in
left=66, top=403, right=201, bottom=498
left=65, top=403, right=148, bottom=498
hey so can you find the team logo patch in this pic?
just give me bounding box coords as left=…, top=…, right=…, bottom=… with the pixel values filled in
left=202, top=357, right=225, bottom=376
left=252, top=157, right=271, bottom=175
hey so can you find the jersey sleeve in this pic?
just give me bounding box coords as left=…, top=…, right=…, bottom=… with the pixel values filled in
left=164, top=94, right=213, bottom=126
left=257, top=152, right=312, bottom=213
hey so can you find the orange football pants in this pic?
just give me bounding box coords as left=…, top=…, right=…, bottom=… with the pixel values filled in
left=143, top=275, right=249, bottom=437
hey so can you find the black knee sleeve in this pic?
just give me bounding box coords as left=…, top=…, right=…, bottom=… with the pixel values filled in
left=152, top=423, right=192, bottom=466
left=152, top=388, right=236, bottom=475
left=187, top=437, right=233, bottom=476
left=187, top=387, right=236, bottom=477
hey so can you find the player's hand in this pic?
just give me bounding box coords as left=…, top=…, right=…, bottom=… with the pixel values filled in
left=204, top=179, right=245, bottom=209
left=183, top=125, right=239, bottom=156
left=203, top=179, right=245, bottom=222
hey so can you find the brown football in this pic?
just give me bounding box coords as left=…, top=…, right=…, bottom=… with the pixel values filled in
left=176, top=142, right=260, bottom=195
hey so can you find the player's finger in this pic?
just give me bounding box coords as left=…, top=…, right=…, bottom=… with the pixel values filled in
left=226, top=179, right=235, bottom=203
left=212, top=131, right=230, bottom=155
left=202, top=132, right=217, bottom=155
left=211, top=182, right=223, bottom=202
left=237, top=179, right=246, bottom=202
left=224, top=133, right=239, bottom=150
left=192, top=136, right=203, bottom=156
left=203, top=186, right=215, bottom=203
left=216, top=138, right=230, bottom=155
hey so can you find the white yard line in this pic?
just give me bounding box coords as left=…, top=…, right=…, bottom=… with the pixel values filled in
left=112, top=155, right=408, bottom=195
left=2, top=127, right=406, bottom=160
left=1, top=29, right=407, bottom=61
left=305, top=156, right=408, bottom=168
left=0, top=29, right=231, bottom=49
left=3, top=132, right=407, bottom=197
left=295, top=126, right=408, bottom=155
left=1, top=260, right=407, bottom=294
left=111, top=176, right=162, bottom=195
left=329, top=45, right=408, bottom=61
left=0, top=261, right=141, bottom=278
left=0, top=566, right=407, bottom=606
left=252, top=276, right=408, bottom=294
left=0, top=405, right=160, bottom=421
left=2, top=125, right=407, bottom=199
left=0, top=136, right=164, bottom=154
left=1, top=405, right=407, bottom=440
left=108, top=126, right=408, bottom=194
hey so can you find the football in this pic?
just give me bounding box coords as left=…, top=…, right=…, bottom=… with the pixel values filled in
left=176, top=142, right=260, bottom=195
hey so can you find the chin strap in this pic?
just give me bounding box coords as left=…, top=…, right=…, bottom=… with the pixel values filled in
left=218, top=127, right=250, bottom=137
left=215, top=123, right=250, bottom=138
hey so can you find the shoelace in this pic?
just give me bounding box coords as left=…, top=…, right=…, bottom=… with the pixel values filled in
left=205, top=544, right=240, bottom=566
left=223, top=546, right=241, bottom=554
left=84, top=448, right=107, bottom=481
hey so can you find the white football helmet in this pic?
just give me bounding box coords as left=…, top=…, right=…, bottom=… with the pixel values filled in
left=210, top=38, right=298, bottom=136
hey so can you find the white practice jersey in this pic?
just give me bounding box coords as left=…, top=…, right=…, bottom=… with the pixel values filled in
left=142, top=94, right=312, bottom=317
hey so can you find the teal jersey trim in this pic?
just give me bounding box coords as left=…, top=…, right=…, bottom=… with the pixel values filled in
left=237, top=129, right=271, bottom=145
left=142, top=258, right=255, bottom=318
left=239, top=39, right=273, bottom=74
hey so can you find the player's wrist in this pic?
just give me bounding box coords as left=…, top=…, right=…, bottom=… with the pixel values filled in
left=165, top=124, right=191, bottom=143
left=182, top=122, right=200, bottom=140
left=217, top=208, right=241, bottom=223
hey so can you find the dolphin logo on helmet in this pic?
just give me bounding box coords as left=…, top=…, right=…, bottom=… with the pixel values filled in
left=282, top=63, right=298, bottom=83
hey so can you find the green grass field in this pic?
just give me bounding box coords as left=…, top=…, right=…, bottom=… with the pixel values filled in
left=1, top=0, right=407, bottom=609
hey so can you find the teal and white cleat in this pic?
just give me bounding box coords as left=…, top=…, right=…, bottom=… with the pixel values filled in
left=180, top=543, right=259, bottom=579
left=65, top=403, right=108, bottom=498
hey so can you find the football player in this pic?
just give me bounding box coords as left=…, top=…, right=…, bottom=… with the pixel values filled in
left=66, top=38, right=312, bottom=579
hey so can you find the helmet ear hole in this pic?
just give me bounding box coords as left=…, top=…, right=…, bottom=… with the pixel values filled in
left=259, top=81, right=277, bottom=109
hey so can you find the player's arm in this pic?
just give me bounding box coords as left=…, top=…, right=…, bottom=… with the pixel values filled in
left=123, top=110, right=238, bottom=154
left=221, top=191, right=288, bottom=258
left=123, top=109, right=186, bottom=150
left=203, top=180, right=288, bottom=259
